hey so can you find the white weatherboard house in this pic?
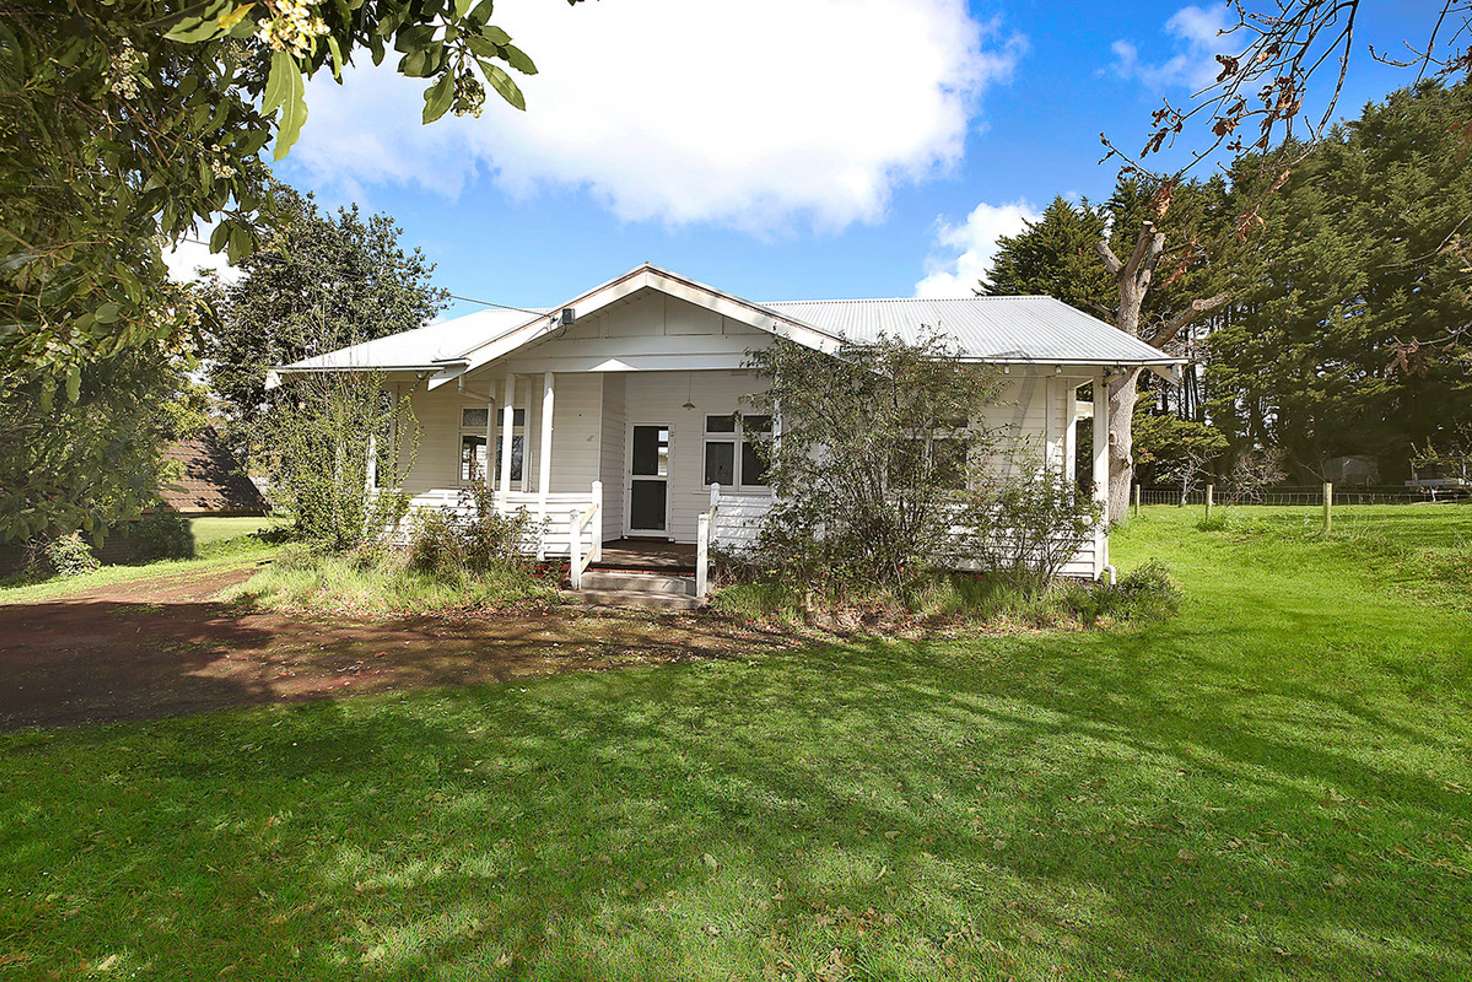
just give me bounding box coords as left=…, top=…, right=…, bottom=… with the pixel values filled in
left=279, top=264, right=1182, bottom=603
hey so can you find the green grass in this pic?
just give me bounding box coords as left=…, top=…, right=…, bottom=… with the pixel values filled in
left=189, top=515, right=283, bottom=549
left=713, top=561, right=1181, bottom=631
left=2, top=505, right=1470, bottom=977
left=223, top=547, right=555, bottom=616
left=0, top=531, right=281, bottom=606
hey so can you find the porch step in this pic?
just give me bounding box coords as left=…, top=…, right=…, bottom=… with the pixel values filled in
left=573, top=588, right=700, bottom=611
left=579, top=570, right=697, bottom=596
left=572, top=569, right=701, bottom=611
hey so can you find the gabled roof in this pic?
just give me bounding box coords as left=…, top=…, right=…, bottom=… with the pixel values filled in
left=278, top=306, right=535, bottom=373
left=158, top=429, right=269, bottom=516
left=276, top=263, right=1184, bottom=383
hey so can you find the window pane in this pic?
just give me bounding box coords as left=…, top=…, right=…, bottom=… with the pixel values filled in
left=632, top=425, right=669, bottom=477
left=741, top=439, right=769, bottom=487
left=742, top=414, right=773, bottom=434
left=704, top=441, right=735, bottom=486
left=512, top=408, right=526, bottom=427
left=932, top=438, right=968, bottom=490
left=497, top=435, right=525, bottom=482
left=462, top=407, right=489, bottom=429
left=461, top=435, right=487, bottom=481
left=705, top=414, right=736, bottom=433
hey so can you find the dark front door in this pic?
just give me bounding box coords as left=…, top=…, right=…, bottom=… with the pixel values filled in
left=629, top=424, right=669, bottom=533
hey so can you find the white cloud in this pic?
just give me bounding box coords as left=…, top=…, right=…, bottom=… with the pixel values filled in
left=287, top=0, right=1025, bottom=233
left=914, top=200, right=1038, bottom=297
left=1109, top=4, right=1230, bottom=91
left=163, top=220, right=242, bottom=284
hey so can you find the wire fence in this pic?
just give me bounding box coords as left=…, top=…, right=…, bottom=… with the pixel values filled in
left=1139, top=484, right=1469, bottom=507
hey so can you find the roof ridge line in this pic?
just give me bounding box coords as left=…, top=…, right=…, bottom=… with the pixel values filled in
left=761, top=294, right=1055, bottom=305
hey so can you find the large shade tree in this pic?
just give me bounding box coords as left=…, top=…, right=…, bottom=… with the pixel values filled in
left=205, top=181, right=449, bottom=459
left=983, top=180, right=1234, bottom=519
left=1, top=0, right=568, bottom=541
left=1080, top=1, right=1472, bottom=513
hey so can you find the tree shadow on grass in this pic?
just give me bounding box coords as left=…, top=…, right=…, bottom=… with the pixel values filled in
left=4, top=625, right=1469, bottom=978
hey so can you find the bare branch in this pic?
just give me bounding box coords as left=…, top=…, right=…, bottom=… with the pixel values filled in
left=1096, top=238, right=1123, bottom=276
left=1151, top=292, right=1231, bottom=349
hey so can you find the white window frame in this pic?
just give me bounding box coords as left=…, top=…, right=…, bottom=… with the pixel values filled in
left=701, top=412, right=772, bottom=490
left=459, top=405, right=491, bottom=485
left=500, top=404, right=528, bottom=491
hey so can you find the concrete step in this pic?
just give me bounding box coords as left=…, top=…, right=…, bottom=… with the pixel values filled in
left=573, top=589, right=701, bottom=611
left=579, top=570, right=697, bottom=596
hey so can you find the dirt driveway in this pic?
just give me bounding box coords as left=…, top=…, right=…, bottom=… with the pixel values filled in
left=0, top=566, right=789, bottom=729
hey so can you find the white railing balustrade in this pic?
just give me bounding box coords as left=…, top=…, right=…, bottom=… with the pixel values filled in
left=696, top=483, right=720, bottom=598
left=569, top=480, right=603, bottom=589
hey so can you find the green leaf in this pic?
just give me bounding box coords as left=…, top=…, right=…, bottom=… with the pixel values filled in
left=422, top=72, right=455, bottom=124
left=481, top=25, right=511, bottom=45
left=399, top=48, right=431, bottom=77
left=393, top=24, right=434, bottom=53
left=209, top=221, right=231, bottom=252
left=94, top=301, right=119, bottom=324
left=481, top=62, right=524, bottom=111
left=467, top=0, right=494, bottom=24
left=65, top=363, right=81, bottom=403
left=263, top=52, right=309, bottom=159
left=227, top=224, right=252, bottom=264
left=464, top=34, right=498, bottom=59
left=326, top=35, right=344, bottom=80
left=163, top=0, right=238, bottom=43
left=502, top=42, right=536, bottom=75
left=453, top=0, right=474, bottom=17
left=261, top=50, right=292, bottom=113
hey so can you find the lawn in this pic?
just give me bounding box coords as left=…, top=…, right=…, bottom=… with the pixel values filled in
left=1, top=506, right=1469, bottom=978
left=0, top=517, right=281, bottom=606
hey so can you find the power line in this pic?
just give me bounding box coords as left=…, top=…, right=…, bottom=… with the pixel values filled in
left=179, top=236, right=549, bottom=319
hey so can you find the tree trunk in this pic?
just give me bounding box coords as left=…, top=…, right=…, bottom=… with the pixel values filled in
left=1095, top=217, right=1228, bottom=526
left=1108, top=368, right=1140, bottom=522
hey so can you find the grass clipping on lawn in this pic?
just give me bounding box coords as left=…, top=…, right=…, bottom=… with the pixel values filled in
left=224, top=544, right=556, bottom=617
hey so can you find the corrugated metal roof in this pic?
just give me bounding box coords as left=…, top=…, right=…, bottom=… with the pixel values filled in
left=762, top=295, right=1177, bottom=364
left=284, top=307, right=538, bottom=370
left=282, top=273, right=1179, bottom=372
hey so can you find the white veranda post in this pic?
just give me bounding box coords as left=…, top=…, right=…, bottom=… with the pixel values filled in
left=1092, top=370, right=1111, bottom=574
left=499, top=373, right=515, bottom=505
left=536, top=371, right=554, bottom=559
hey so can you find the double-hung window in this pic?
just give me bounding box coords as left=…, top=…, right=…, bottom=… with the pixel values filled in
left=460, top=407, right=490, bottom=483
left=498, top=408, right=527, bottom=487
left=703, top=413, right=772, bottom=489
left=461, top=405, right=527, bottom=486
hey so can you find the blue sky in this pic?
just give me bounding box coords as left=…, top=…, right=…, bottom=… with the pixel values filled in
left=229, top=1, right=1437, bottom=317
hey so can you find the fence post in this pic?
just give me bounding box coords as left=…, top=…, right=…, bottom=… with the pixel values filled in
left=1133, top=483, right=1141, bottom=517
left=1323, top=481, right=1333, bottom=533
left=1205, top=483, right=1214, bottom=521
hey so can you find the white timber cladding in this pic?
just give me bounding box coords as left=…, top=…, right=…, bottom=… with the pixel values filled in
left=598, top=373, right=626, bottom=541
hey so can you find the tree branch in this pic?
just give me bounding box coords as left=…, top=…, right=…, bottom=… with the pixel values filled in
left=1121, top=221, right=1158, bottom=284
left=1151, top=291, right=1231, bottom=348
left=1095, top=238, right=1123, bottom=276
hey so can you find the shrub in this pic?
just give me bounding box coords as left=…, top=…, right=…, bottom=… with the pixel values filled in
left=713, top=562, right=1182, bottom=633
left=969, top=456, right=1103, bottom=592
left=407, top=486, right=539, bottom=579
left=1081, top=561, right=1182, bottom=625
left=114, top=510, right=195, bottom=562
left=257, top=371, right=418, bottom=551
left=745, top=333, right=1003, bottom=595
left=35, top=532, right=101, bottom=579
